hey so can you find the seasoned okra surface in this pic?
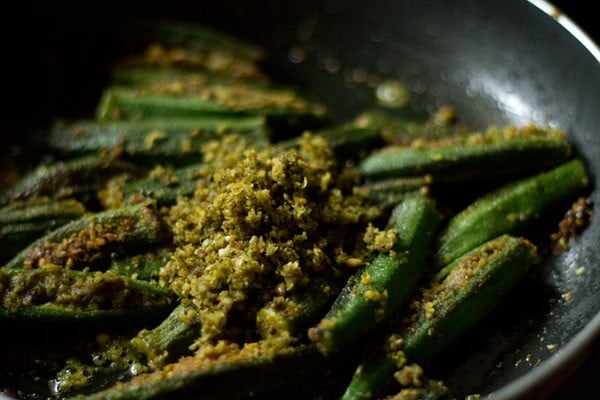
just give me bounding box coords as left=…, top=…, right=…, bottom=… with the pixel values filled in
left=0, top=19, right=593, bottom=400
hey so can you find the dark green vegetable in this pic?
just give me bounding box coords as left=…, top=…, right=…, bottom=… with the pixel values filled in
left=434, top=159, right=589, bottom=272
left=308, top=193, right=440, bottom=354
left=0, top=156, right=143, bottom=206
left=4, top=202, right=167, bottom=270
left=358, top=125, right=572, bottom=182
left=352, top=108, right=467, bottom=146
left=132, top=303, right=200, bottom=366
left=45, top=117, right=270, bottom=165
left=121, top=163, right=204, bottom=207
left=96, top=84, right=326, bottom=121
left=2, top=19, right=594, bottom=400
left=362, top=176, right=431, bottom=209
left=341, top=235, right=540, bottom=400
left=258, top=273, right=344, bottom=339
left=0, top=264, right=174, bottom=324
left=117, top=18, right=265, bottom=63
left=0, top=198, right=86, bottom=261
left=109, top=247, right=172, bottom=281
left=70, top=345, right=332, bottom=400
left=112, top=66, right=270, bottom=89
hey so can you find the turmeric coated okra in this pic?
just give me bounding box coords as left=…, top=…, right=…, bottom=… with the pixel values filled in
left=0, top=19, right=593, bottom=400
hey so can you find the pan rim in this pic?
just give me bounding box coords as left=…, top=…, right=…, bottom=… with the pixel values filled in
left=485, top=4, right=600, bottom=399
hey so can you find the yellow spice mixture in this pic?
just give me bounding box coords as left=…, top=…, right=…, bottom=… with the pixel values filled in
left=159, top=133, right=381, bottom=351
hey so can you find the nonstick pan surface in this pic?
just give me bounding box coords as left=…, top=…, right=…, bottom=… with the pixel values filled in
left=2, top=1, right=600, bottom=399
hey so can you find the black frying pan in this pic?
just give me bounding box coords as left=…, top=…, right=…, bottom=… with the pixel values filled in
left=3, top=1, right=600, bottom=399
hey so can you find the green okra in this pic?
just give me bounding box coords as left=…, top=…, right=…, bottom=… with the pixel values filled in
left=121, top=163, right=204, bottom=207
left=309, top=193, right=440, bottom=354
left=358, top=125, right=573, bottom=182
left=118, top=18, right=265, bottom=63
left=341, top=235, right=540, bottom=400
left=0, top=264, right=174, bottom=323
left=112, top=66, right=270, bottom=90
left=434, top=159, right=589, bottom=272
left=132, top=302, right=200, bottom=367
left=52, top=302, right=200, bottom=397
left=362, top=176, right=431, bottom=209
left=45, top=117, right=270, bottom=165
left=0, top=198, right=86, bottom=260
left=352, top=109, right=467, bottom=146
left=109, top=247, right=172, bottom=281
left=280, top=125, right=383, bottom=161
left=4, top=202, right=167, bottom=270
left=257, top=274, right=344, bottom=340
left=71, top=345, right=330, bottom=400
left=96, top=84, right=326, bottom=122
left=0, top=156, right=144, bottom=206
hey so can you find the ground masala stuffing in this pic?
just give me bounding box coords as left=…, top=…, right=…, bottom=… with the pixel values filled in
left=159, top=133, right=382, bottom=352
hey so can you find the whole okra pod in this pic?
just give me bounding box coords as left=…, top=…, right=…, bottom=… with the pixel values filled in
left=0, top=155, right=144, bottom=207
left=358, top=125, right=573, bottom=182
left=341, top=235, right=540, bottom=400
left=0, top=198, right=86, bottom=261
left=308, top=193, right=440, bottom=354
left=4, top=202, right=168, bottom=270
left=0, top=264, right=174, bottom=324
left=70, top=344, right=333, bottom=400
left=45, top=117, right=270, bottom=166
left=434, top=158, right=589, bottom=272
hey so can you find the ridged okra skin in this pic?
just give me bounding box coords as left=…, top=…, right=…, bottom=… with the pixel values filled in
left=45, top=117, right=270, bottom=166
left=341, top=235, right=540, bottom=400
left=96, top=84, right=326, bottom=122
left=434, top=159, right=589, bottom=270
left=352, top=109, right=467, bottom=146
left=109, top=247, right=172, bottom=281
left=4, top=202, right=167, bottom=270
left=0, top=198, right=86, bottom=261
left=0, top=156, right=143, bottom=207
left=362, top=176, right=431, bottom=210
left=70, top=345, right=332, bottom=400
left=132, top=303, right=200, bottom=367
left=309, top=193, right=440, bottom=354
left=358, top=126, right=573, bottom=182
left=0, top=264, right=174, bottom=324
left=120, top=163, right=204, bottom=207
